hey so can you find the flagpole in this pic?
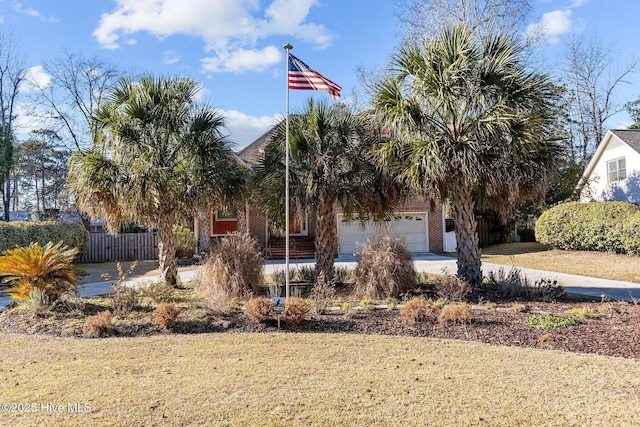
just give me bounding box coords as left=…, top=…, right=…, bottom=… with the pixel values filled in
left=283, top=43, right=292, bottom=299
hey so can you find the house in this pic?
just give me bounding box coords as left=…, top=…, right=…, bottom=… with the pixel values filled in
left=578, top=129, right=640, bottom=204
left=195, top=127, right=450, bottom=258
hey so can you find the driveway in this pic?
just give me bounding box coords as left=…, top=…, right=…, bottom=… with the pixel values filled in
left=1, top=254, right=638, bottom=311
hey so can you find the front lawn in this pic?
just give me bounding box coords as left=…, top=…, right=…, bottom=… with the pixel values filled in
left=1, top=332, right=639, bottom=426
left=479, top=243, right=640, bottom=283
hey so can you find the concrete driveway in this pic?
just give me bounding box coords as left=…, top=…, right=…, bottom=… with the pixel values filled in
left=1, top=254, right=639, bottom=311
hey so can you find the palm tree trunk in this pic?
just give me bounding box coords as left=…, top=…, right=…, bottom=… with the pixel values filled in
left=315, top=199, right=337, bottom=282
left=449, top=178, right=482, bottom=287
left=157, top=209, right=178, bottom=286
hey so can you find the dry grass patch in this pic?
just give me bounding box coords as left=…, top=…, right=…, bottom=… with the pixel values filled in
left=1, top=333, right=639, bottom=426
left=480, top=243, right=640, bottom=283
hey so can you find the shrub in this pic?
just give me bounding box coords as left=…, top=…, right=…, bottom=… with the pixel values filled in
left=83, top=311, right=113, bottom=337
left=103, top=261, right=139, bottom=316
left=0, top=241, right=78, bottom=307
left=438, top=303, right=474, bottom=325
left=154, top=302, right=181, bottom=327
left=400, top=298, right=438, bottom=324
left=334, top=266, right=355, bottom=285
left=535, top=201, right=640, bottom=255
left=294, top=265, right=316, bottom=284
left=198, top=233, right=264, bottom=299
left=341, top=302, right=353, bottom=312
left=270, top=268, right=296, bottom=286
left=310, top=271, right=336, bottom=315
left=526, top=314, right=579, bottom=330
left=0, top=221, right=88, bottom=258
left=110, top=287, right=137, bottom=317
left=245, top=297, right=273, bottom=323
left=283, top=297, right=310, bottom=325
left=173, top=224, right=195, bottom=259
left=353, top=236, right=417, bottom=299
left=142, top=281, right=175, bottom=303
left=482, top=268, right=564, bottom=301
left=434, top=274, right=471, bottom=301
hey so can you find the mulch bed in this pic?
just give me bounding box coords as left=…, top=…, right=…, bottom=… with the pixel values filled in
left=1, top=298, right=639, bottom=359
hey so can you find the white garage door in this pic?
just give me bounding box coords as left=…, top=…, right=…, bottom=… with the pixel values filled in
left=337, top=213, right=429, bottom=254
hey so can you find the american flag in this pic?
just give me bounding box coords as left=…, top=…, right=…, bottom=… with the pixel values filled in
left=288, top=54, right=341, bottom=100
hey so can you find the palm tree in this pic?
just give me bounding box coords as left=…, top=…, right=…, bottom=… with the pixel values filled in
left=68, top=75, right=245, bottom=286
left=372, top=25, right=561, bottom=286
left=254, top=99, right=401, bottom=281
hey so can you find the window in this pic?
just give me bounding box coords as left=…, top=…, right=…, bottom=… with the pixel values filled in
left=607, top=157, right=626, bottom=183
left=215, top=209, right=237, bottom=221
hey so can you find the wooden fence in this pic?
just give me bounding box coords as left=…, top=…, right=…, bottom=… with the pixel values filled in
left=78, top=232, right=158, bottom=263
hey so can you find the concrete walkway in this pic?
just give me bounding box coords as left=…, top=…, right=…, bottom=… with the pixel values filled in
left=1, top=254, right=639, bottom=311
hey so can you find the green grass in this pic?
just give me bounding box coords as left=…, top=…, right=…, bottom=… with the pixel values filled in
left=1, top=332, right=639, bottom=426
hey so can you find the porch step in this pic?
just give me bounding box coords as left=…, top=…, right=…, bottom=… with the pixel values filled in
left=267, top=236, right=315, bottom=259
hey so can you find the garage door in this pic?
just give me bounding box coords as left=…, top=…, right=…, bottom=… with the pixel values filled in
left=337, top=213, right=429, bottom=254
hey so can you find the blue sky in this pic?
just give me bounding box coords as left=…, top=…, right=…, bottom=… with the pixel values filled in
left=1, top=0, right=639, bottom=149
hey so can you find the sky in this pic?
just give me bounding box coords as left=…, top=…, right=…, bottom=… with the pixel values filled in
left=1, top=0, right=640, bottom=150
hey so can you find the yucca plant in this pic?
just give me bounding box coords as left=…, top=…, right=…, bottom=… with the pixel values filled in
left=0, top=241, right=78, bottom=307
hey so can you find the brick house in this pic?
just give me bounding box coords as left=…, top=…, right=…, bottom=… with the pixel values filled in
left=195, top=127, right=451, bottom=258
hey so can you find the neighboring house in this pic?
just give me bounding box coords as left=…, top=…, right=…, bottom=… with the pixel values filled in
left=196, top=127, right=449, bottom=258
left=578, top=129, right=640, bottom=204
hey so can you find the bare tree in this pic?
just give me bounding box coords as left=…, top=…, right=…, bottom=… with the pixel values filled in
left=0, top=32, right=27, bottom=221
left=562, top=34, right=636, bottom=166
left=34, top=51, right=122, bottom=151
left=395, top=0, right=532, bottom=42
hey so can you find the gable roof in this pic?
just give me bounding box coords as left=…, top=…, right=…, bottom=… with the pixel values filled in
left=610, top=129, right=640, bottom=154
left=577, top=129, right=640, bottom=193
left=238, top=128, right=272, bottom=166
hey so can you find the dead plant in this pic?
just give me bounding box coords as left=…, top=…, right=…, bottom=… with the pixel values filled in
left=245, top=298, right=273, bottom=323
left=353, top=236, right=417, bottom=299
left=198, top=233, right=264, bottom=299
left=438, top=303, right=475, bottom=325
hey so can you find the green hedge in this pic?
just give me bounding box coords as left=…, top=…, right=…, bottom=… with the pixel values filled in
left=0, top=222, right=89, bottom=258
left=535, top=202, right=640, bottom=255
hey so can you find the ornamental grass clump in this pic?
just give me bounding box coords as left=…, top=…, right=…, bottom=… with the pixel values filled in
left=0, top=241, right=78, bottom=309
left=199, top=233, right=263, bottom=300
left=353, top=236, right=417, bottom=299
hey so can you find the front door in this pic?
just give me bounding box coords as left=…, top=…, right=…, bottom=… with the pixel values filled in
left=289, top=211, right=307, bottom=236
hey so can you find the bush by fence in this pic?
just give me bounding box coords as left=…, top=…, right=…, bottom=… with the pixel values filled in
left=535, top=201, right=640, bottom=255
left=0, top=222, right=89, bottom=258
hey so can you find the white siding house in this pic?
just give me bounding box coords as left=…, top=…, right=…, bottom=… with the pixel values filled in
left=578, top=129, right=640, bottom=204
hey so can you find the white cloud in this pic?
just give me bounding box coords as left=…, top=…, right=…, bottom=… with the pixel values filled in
left=22, top=65, right=51, bottom=91
left=221, top=109, right=282, bottom=148
left=163, top=50, right=180, bottom=65
left=93, top=0, right=332, bottom=73
left=202, top=46, right=282, bottom=73
left=526, top=9, right=576, bottom=44
left=12, top=2, right=58, bottom=22
left=12, top=2, right=39, bottom=17
left=570, top=0, right=589, bottom=7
